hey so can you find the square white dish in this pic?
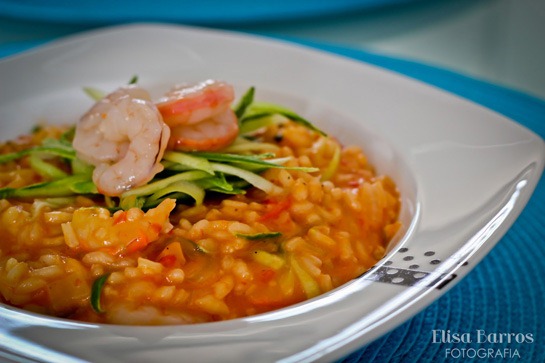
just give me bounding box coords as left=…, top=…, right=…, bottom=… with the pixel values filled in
left=0, top=24, right=543, bottom=363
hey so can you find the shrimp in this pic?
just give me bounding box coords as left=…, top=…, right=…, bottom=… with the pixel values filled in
left=72, top=85, right=170, bottom=196
left=168, top=109, right=239, bottom=151
left=156, top=80, right=235, bottom=127
left=156, top=80, right=239, bottom=151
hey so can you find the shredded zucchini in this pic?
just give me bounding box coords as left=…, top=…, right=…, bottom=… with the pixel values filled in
left=163, top=151, right=214, bottom=175
left=210, top=162, right=279, bottom=194
left=221, top=137, right=279, bottom=154
left=29, top=154, right=69, bottom=180
left=0, top=86, right=329, bottom=211
left=240, top=101, right=326, bottom=136
left=236, top=232, right=282, bottom=240
left=233, top=86, right=255, bottom=119
left=83, top=87, right=106, bottom=101
left=253, top=250, right=285, bottom=270
left=0, top=144, right=76, bottom=164
left=0, top=174, right=96, bottom=199
left=290, top=256, right=321, bottom=299
left=120, top=170, right=209, bottom=199
left=90, top=274, right=110, bottom=313
left=146, top=180, right=205, bottom=206
left=321, top=142, right=341, bottom=181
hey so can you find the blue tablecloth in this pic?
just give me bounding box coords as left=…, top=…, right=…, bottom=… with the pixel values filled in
left=1, top=36, right=544, bottom=363
left=0, top=0, right=423, bottom=25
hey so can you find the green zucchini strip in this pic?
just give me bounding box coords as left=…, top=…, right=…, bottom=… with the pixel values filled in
left=146, top=180, right=205, bottom=206
left=90, top=274, right=110, bottom=314
left=210, top=162, right=279, bottom=194
left=162, top=151, right=214, bottom=175
left=236, top=232, right=282, bottom=240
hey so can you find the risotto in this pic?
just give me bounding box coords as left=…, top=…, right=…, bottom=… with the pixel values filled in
left=0, top=80, right=401, bottom=325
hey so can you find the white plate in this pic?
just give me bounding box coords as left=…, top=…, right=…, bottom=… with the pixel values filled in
left=0, top=24, right=543, bottom=363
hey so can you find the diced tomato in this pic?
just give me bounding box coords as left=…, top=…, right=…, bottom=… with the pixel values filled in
left=259, top=198, right=291, bottom=221
left=113, top=211, right=127, bottom=225
left=347, top=180, right=360, bottom=187
left=150, top=223, right=162, bottom=234
left=157, top=241, right=186, bottom=267
left=124, top=234, right=149, bottom=255
left=158, top=255, right=177, bottom=268
left=259, top=269, right=276, bottom=283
